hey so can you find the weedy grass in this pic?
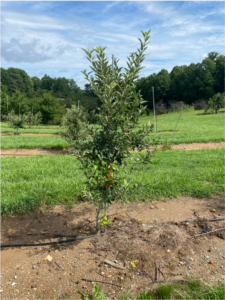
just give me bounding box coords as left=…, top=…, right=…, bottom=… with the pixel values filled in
left=1, top=148, right=224, bottom=215
left=73, top=278, right=225, bottom=300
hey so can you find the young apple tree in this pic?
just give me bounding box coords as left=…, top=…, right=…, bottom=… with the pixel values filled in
left=6, top=110, right=27, bottom=135
left=205, top=93, right=225, bottom=114
left=26, top=111, right=42, bottom=128
left=61, top=30, right=157, bottom=233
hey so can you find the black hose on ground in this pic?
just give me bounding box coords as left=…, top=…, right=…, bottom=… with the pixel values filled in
left=145, top=217, right=225, bottom=226
left=0, top=233, right=103, bottom=248
left=1, top=218, right=224, bottom=248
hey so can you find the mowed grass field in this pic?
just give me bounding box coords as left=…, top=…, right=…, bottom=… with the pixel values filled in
left=1, top=109, right=225, bottom=149
left=139, top=108, right=225, bottom=144
left=1, top=122, right=62, bottom=134
left=1, top=148, right=224, bottom=215
left=1, top=108, right=224, bottom=215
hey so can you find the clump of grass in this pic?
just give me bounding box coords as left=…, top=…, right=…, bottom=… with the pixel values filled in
left=156, top=283, right=174, bottom=299
left=161, top=143, right=172, bottom=151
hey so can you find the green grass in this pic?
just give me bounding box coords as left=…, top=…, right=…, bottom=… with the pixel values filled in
left=1, top=109, right=225, bottom=149
left=132, top=278, right=225, bottom=300
left=1, top=122, right=62, bottom=134
left=1, top=135, right=70, bottom=150
left=1, top=148, right=224, bottom=215
left=139, top=108, right=225, bottom=144
left=75, top=278, right=224, bottom=300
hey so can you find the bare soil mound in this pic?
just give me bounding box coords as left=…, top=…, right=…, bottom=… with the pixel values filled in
left=1, top=196, right=225, bottom=299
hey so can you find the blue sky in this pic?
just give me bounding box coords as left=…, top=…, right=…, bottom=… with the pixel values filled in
left=1, top=1, right=224, bottom=89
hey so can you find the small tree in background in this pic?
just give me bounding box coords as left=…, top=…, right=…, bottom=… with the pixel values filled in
left=6, top=110, right=27, bottom=135
left=61, top=30, right=157, bottom=233
left=205, top=93, right=225, bottom=114
left=26, top=111, right=42, bottom=128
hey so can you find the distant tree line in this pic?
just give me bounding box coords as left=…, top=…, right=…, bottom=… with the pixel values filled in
left=1, top=51, right=224, bottom=123
left=135, top=51, right=224, bottom=111
left=1, top=68, right=99, bottom=124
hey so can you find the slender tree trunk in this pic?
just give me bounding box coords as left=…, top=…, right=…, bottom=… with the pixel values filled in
left=104, top=202, right=108, bottom=233
left=96, top=205, right=101, bottom=234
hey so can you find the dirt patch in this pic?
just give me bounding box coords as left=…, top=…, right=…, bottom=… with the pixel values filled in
left=1, top=133, right=58, bottom=136
left=171, top=142, right=225, bottom=151
left=1, top=196, right=225, bottom=299
left=2, top=142, right=224, bottom=156
left=132, top=142, right=225, bottom=152
left=1, top=148, right=72, bottom=156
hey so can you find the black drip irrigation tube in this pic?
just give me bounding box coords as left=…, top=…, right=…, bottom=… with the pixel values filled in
left=0, top=233, right=103, bottom=249
left=1, top=217, right=224, bottom=249
left=145, top=217, right=225, bottom=226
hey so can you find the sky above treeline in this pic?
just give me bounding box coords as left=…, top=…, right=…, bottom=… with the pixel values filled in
left=1, top=1, right=224, bottom=89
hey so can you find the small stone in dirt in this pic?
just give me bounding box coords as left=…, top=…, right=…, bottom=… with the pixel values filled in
left=162, top=208, right=164, bottom=211
left=31, top=285, right=36, bottom=289
left=209, top=260, right=214, bottom=264
left=205, top=256, right=210, bottom=259
left=101, top=272, right=104, bottom=275
left=11, top=282, right=16, bottom=286
left=114, top=260, right=118, bottom=263
left=150, top=206, right=154, bottom=209
left=167, top=249, right=171, bottom=253
left=14, top=276, right=17, bottom=279
left=189, top=258, right=193, bottom=261
left=188, top=267, right=192, bottom=270
left=32, top=265, right=36, bottom=269
left=210, top=209, right=216, bottom=212
left=43, top=255, right=52, bottom=262
left=75, top=281, right=79, bottom=284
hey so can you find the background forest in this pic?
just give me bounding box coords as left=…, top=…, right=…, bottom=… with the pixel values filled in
left=1, top=51, right=224, bottom=124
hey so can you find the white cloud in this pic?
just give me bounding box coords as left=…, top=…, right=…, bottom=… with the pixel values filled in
left=1, top=1, right=224, bottom=89
left=102, top=1, right=121, bottom=13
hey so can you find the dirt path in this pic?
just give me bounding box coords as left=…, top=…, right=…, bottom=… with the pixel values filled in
left=1, top=148, right=73, bottom=156
left=163, top=142, right=225, bottom=150
left=1, top=196, right=225, bottom=299
left=1, top=142, right=224, bottom=156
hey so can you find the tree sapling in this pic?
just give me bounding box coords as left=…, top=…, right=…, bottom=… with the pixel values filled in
left=61, top=30, right=157, bottom=233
